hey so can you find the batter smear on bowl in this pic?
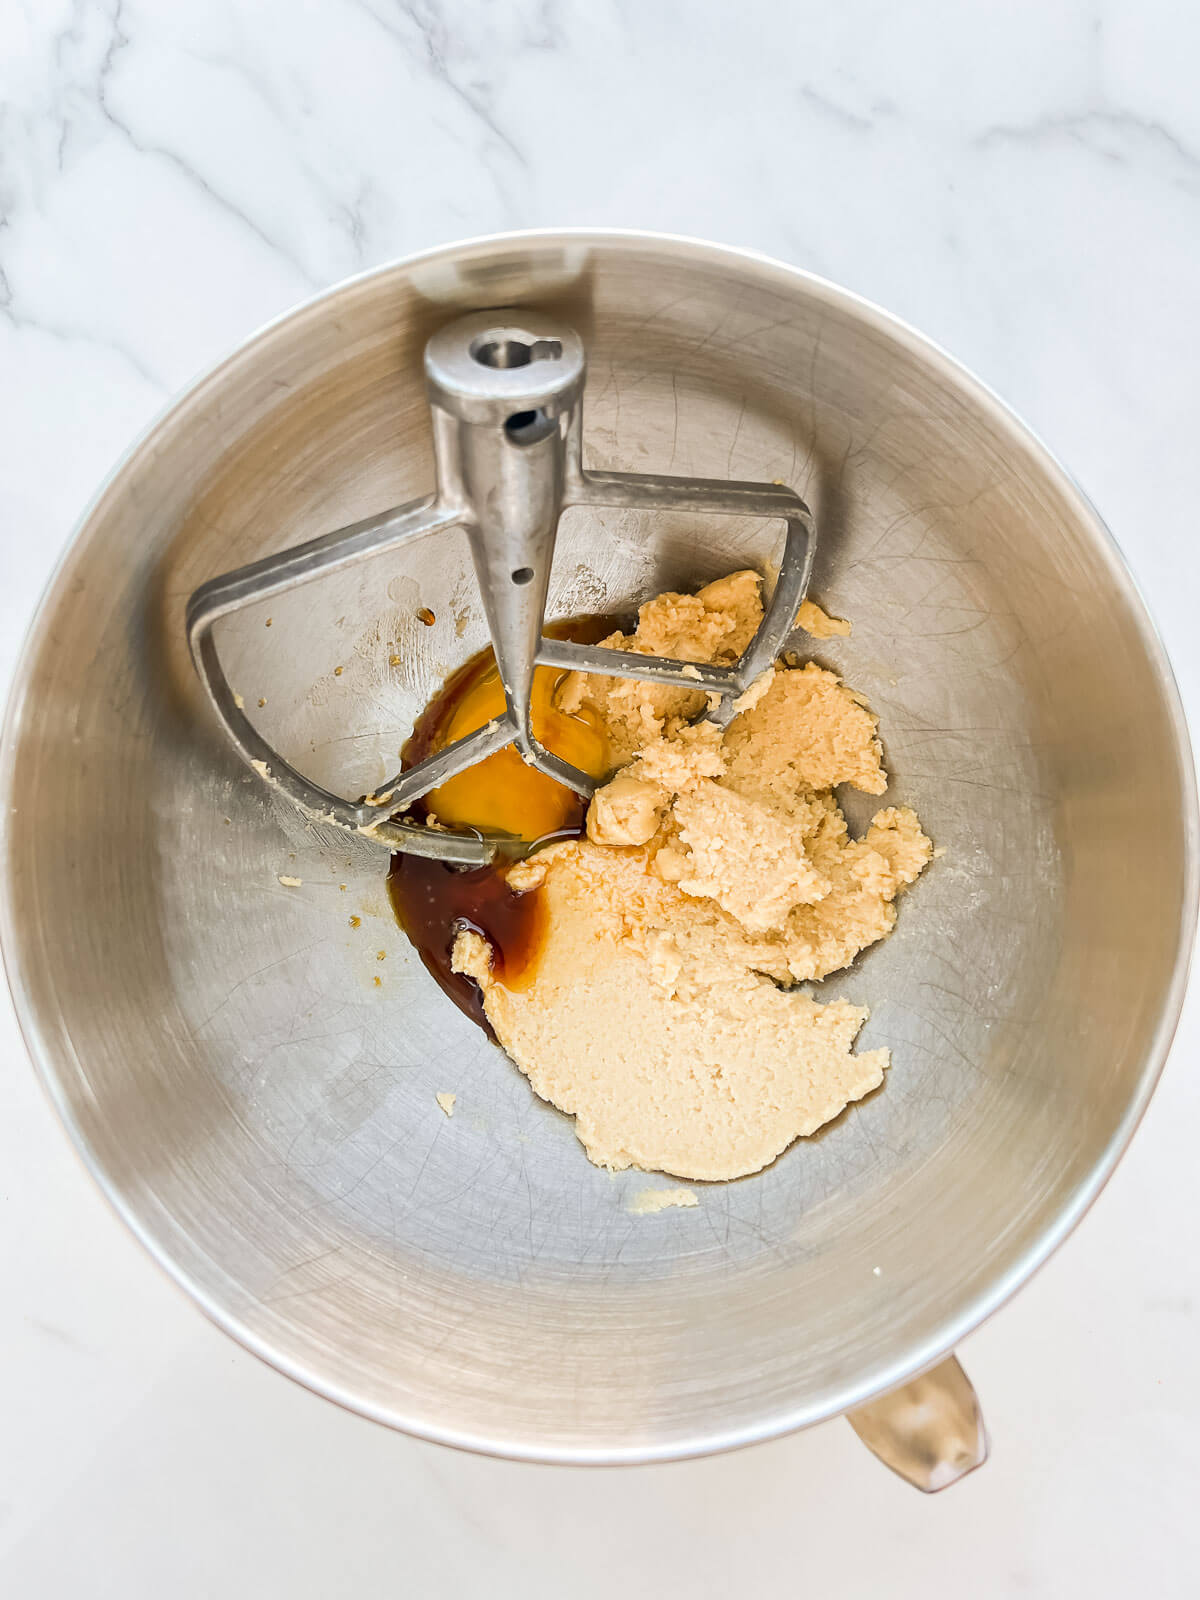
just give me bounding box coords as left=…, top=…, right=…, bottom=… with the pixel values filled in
left=391, top=571, right=931, bottom=1181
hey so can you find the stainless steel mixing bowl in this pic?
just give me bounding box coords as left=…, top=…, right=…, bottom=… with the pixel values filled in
left=3, top=232, right=1195, bottom=1476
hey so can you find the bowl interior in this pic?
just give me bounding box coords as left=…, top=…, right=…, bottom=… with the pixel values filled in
left=3, top=234, right=1193, bottom=1460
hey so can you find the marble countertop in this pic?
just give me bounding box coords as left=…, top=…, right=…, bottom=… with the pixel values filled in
left=2, top=2, right=1198, bottom=1594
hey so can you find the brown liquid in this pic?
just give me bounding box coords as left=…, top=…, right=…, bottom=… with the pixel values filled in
left=387, top=857, right=548, bottom=1032
left=387, top=616, right=623, bottom=1032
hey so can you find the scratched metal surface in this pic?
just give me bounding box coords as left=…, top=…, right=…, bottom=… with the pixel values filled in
left=2, top=234, right=1194, bottom=1462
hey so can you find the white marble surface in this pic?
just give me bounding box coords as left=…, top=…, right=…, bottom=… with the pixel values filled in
left=2, top=1, right=1199, bottom=1593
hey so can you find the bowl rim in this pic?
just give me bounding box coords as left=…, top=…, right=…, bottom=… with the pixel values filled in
left=3, top=226, right=1198, bottom=1465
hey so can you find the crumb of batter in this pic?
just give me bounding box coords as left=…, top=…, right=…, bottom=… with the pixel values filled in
left=451, top=928, right=492, bottom=982
left=796, top=597, right=851, bottom=638
left=436, top=1091, right=456, bottom=1117
left=587, top=772, right=668, bottom=848
left=453, top=571, right=931, bottom=1182
left=506, top=858, right=548, bottom=892
left=628, top=1187, right=699, bottom=1215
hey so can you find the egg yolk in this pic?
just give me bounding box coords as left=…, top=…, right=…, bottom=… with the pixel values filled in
left=423, top=655, right=608, bottom=841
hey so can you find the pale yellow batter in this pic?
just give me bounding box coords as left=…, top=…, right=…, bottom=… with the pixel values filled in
left=451, top=573, right=931, bottom=1181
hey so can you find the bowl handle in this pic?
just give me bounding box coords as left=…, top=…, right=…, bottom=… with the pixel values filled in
left=846, top=1354, right=989, bottom=1491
